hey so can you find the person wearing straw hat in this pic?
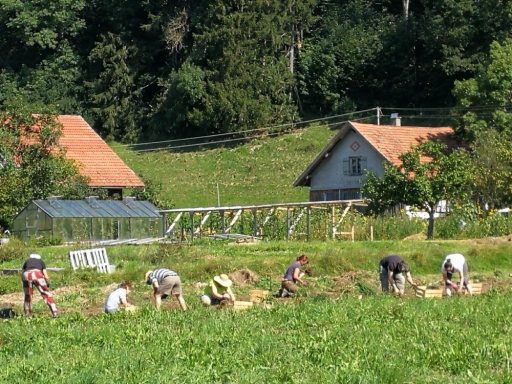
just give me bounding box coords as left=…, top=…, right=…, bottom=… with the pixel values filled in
left=200, top=274, right=236, bottom=306
left=21, top=253, right=58, bottom=317
left=145, top=268, right=187, bottom=310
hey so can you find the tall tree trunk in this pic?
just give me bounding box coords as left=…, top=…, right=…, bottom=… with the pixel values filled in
left=427, top=208, right=435, bottom=239
left=402, top=0, right=410, bottom=20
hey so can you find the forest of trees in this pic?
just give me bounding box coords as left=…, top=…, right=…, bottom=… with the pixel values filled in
left=1, top=0, right=511, bottom=143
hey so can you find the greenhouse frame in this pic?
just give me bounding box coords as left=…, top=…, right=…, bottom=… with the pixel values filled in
left=11, top=197, right=164, bottom=243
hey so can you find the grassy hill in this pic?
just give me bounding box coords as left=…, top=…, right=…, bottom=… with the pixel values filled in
left=114, top=125, right=335, bottom=208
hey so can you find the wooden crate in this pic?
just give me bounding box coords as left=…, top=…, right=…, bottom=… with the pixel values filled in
left=415, top=282, right=483, bottom=298
left=414, top=286, right=444, bottom=298
left=468, top=282, right=484, bottom=295
left=249, top=289, right=270, bottom=303
left=232, top=301, right=253, bottom=311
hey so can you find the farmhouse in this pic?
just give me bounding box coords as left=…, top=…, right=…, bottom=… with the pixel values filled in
left=294, top=120, right=456, bottom=201
left=57, top=115, right=144, bottom=196
left=11, top=197, right=163, bottom=242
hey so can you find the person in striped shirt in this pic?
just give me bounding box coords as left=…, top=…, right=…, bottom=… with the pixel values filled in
left=145, top=268, right=187, bottom=310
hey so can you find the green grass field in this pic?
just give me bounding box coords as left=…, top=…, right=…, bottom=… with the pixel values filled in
left=1, top=239, right=512, bottom=383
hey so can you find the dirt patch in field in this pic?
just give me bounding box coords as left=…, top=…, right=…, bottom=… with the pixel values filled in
left=403, top=233, right=428, bottom=241
left=230, top=268, right=258, bottom=285
left=0, top=284, right=85, bottom=307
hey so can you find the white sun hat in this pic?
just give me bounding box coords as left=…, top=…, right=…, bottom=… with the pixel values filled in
left=214, top=274, right=233, bottom=288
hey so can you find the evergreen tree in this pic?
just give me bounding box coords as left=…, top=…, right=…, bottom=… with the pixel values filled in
left=85, top=33, right=138, bottom=142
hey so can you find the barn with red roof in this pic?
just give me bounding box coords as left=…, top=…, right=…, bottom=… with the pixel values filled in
left=57, top=115, right=144, bottom=196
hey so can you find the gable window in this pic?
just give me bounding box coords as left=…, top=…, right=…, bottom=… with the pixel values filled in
left=343, top=156, right=367, bottom=176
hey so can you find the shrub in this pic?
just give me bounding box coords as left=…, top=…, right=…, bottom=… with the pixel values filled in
left=369, top=214, right=425, bottom=240
left=0, top=238, right=28, bottom=262
left=434, top=215, right=465, bottom=239
left=29, top=235, right=63, bottom=247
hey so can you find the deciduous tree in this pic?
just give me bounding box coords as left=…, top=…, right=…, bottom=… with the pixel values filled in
left=363, top=141, right=473, bottom=239
left=453, top=38, right=512, bottom=209
left=0, top=100, right=88, bottom=228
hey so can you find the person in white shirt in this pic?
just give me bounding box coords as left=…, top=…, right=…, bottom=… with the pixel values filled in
left=440, top=253, right=472, bottom=296
left=104, top=281, right=135, bottom=314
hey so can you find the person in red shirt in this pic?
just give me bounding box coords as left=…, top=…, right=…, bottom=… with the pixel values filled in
left=21, top=253, right=58, bottom=317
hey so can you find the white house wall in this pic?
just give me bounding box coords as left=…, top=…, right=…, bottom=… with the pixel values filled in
left=310, top=130, right=386, bottom=192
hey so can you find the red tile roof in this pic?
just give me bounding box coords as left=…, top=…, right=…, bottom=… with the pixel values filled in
left=57, top=115, right=144, bottom=188
left=294, top=121, right=457, bottom=187
left=350, top=122, right=455, bottom=167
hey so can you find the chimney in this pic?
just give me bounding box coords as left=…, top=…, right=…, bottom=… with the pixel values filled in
left=390, top=113, right=401, bottom=126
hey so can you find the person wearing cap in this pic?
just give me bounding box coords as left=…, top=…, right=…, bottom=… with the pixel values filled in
left=379, top=254, right=417, bottom=296
left=441, top=253, right=472, bottom=296
left=278, top=254, right=309, bottom=298
left=104, top=281, right=135, bottom=314
left=21, top=253, right=58, bottom=317
left=145, top=268, right=187, bottom=310
left=200, top=274, right=236, bottom=306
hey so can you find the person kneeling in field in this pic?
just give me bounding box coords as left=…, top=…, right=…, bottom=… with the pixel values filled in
left=379, top=254, right=417, bottom=296
left=278, top=254, right=309, bottom=298
left=104, top=281, right=135, bottom=314
left=145, top=268, right=187, bottom=311
left=200, top=274, right=236, bottom=306
left=441, top=253, right=472, bottom=296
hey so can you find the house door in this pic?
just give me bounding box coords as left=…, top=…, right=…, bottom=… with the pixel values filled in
left=25, top=208, right=39, bottom=238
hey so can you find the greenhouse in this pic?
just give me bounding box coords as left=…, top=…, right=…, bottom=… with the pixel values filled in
left=11, top=197, right=164, bottom=243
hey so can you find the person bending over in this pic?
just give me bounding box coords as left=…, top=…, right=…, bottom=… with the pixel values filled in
left=441, top=253, right=472, bottom=296
left=379, top=254, right=417, bottom=296
left=145, top=268, right=187, bottom=310
left=21, top=253, right=58, bottom=318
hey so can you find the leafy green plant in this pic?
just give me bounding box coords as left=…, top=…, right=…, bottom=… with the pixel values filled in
left=29, top=235, right=63, bottom=247
left=0, top=274, right=20, bottom=294
left=0, top=238, right=28, bottom=262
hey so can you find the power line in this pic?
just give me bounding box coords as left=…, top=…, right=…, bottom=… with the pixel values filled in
left=381, top=105, right=512, bottom=112
left=112, top=105, right=510, bottom=153
left=133, top=115, right=375, bottom=153
left=110, top=108, right=378, bottom=149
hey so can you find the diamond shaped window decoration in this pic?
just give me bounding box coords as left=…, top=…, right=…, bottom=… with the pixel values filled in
left=350, top=141, right=360, bottom=151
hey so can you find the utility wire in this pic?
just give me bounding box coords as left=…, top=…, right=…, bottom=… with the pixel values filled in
left=110, top=108, right=377, bottom=148
left=382, top=105, right=512, bottom=111
left=113, top=105, right=509, bottom=152
left=133, top=115, right=375, bottom=153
